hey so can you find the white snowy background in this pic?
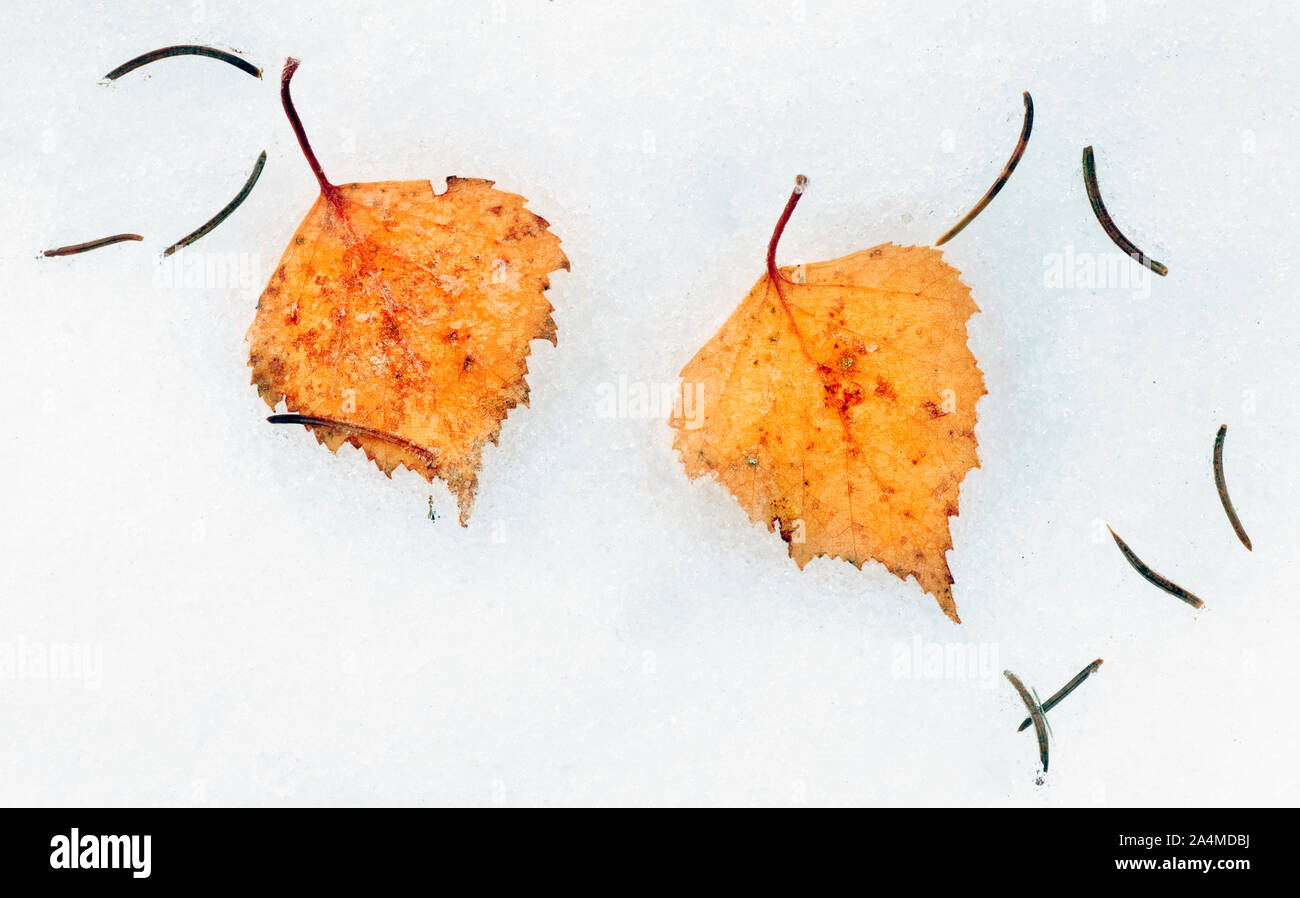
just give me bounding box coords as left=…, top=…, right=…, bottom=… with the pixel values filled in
left=1, top=0, right=1296, bottom=806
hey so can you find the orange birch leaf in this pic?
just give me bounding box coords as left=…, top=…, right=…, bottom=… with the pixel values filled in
left=249, top=59, right=568, bottom=524
left=670, top=177, right=984, bottom=622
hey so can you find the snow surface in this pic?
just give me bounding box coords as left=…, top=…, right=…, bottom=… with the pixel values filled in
left=0, top=0, right=1297, bottom=806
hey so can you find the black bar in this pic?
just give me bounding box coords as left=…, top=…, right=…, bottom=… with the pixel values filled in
left=0, top=810, right=1269, bottom=886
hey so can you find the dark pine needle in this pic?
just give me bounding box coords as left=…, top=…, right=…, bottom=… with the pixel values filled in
left=1107, top=526, right=1205, bottom=609
left=104, top=45, right=261, bottom=81
left=162, top=151, right=267, bottom=256
left=935, top=91, right=1034, bottom=246
left=1082, top=146, right=1168, bottom=276
left=266, top=413, right=440, bottom=471
left=43, top=233, right=143, bottom=257
left=1005, top=670, right=1049, bottom=773
left=1213, top=425, right=1252, bottom=551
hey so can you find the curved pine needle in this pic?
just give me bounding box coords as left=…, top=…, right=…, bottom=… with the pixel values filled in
left=104, top=45, right=261, bottom=81
left=1213, top=425, right=1252, bottom=551
left=42, top=233, right=142, bottom=257
left=1081, top=146, right=1168, bottom=276
left=162, top=151, right=267, bottom=257
left=1017, top=658, right=1103, bottom=732
left=267, top=413, right=441, bottom=472
left=1107, top=526, right=1204, bottom=609
left=1004, top=670, right=1049, bottom=773
left=935, top=91, right=1034, bottom=246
